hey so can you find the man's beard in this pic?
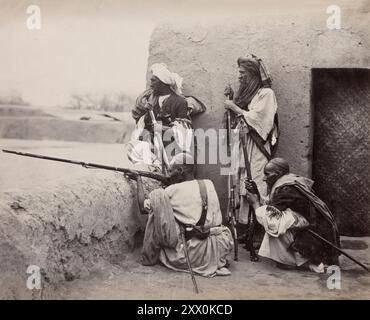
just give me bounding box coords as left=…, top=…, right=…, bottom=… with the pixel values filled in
left=235, top=76, right=249, bottom=102
left=234, top=71, right=261, bottom=109
left=152, top=82, right=171, bottom=97
left=151, top=86, right=160, bottom=96
left=237, top=76, right=248, bottom=92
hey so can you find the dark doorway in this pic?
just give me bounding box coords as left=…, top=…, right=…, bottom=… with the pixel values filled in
left=312, top=68, right=370, bottom=236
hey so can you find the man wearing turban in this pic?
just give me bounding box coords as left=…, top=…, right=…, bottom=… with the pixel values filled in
left=244, top=158, right=340, bottom=272
left=129, top=63, right=196, bottom=170
left=133, top=63, right=191, bottom=129
left=127, top=153, right=234, bottom=277
left=224, top=54, right=279, bottom=249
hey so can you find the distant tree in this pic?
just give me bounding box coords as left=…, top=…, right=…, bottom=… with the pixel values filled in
left=68, top=92, right=135, bottom=112
left=0, top=92, right=30, bottom=106
left=70, top=94, right=84, bottom=109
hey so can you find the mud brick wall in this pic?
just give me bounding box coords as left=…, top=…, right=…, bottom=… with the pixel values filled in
left=0, top=171, right=155, bottom=299
left=147, top=12, right=369, bottom=232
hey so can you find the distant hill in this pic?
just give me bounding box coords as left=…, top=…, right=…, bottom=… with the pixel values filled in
left=68, top=92, right=135, bottom=112
left=0, top=92, right=29, bottom=106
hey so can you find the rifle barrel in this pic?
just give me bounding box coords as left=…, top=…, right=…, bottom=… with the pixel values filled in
left=2, top=149, right=169, bottom=184
left=227, top=110, right=231, bottom=157
left=306, top=229, right=369, bottom=272
left=179, top=225, right=199, bottom=294
left=225, top=86, right=238, bottom=262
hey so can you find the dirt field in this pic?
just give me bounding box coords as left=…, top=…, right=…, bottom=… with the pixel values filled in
left=53, top=238, right=370, bottom=300
left=0, top=105, right=134, bottom=144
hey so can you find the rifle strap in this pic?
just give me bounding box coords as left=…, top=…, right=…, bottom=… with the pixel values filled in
left=247, top=129, right=272, bottom=161
left=241, top=134, right=255, bottom=226
left=241, top=134, right=252, bottom=179
left=268, top=113, right=279, bottom=157
left=196, top=180, right=208, bottom=227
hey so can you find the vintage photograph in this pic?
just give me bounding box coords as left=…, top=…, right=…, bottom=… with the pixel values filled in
left=0, top=0, right=369, bottom=302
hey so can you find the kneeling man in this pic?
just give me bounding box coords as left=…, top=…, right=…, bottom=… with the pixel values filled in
left=130, top=153, right=234, bottom=277
left=244, top=158, right=340, bottom=273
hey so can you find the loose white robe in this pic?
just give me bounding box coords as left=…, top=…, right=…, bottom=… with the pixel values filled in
left=235, top=87, right=278, bottom=224
left=142, top=180, right=234, bottom=277
left=255, top=206, right=309, bottom=266
left=128, top=92, right=195, bottom=169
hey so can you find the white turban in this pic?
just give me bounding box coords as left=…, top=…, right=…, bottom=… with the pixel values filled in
left=150, top=63, right=183, bottom=95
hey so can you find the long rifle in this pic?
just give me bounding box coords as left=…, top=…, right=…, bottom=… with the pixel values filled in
left=241, top=135, right=259, bottom=262
left=225, top=84, right=233, bottom=158
left=226, top=175, right=238, bottom=261
left=305, top=229, right=369, bottom=272
left=148, top=108, right=170, bottom=175
left=224, top=85, right=238, bottom=261
left=2, top=149, right=170, bottom=184
left=179, top=225, right=199, bottom=293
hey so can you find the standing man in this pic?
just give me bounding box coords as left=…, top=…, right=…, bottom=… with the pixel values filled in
left=224, top=54, right=279, bottom=251
left=244, top=158, right=340, bottom=272
left=128, top=153, right=234, bottom=277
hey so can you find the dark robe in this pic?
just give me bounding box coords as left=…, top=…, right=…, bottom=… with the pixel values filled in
left=142, top=93, right=190, bottom=131
left=271, top=179, right=340, bottom=265
left=132, top=89, right=190, bottom=130
left=132, top=90, right=191, bottom=151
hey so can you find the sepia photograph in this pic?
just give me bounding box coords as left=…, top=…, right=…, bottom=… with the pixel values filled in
left=0, top=0, right=369, bottom=305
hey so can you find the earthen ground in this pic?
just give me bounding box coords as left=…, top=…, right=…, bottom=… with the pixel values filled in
left=53, top=238, right=370, bottom=300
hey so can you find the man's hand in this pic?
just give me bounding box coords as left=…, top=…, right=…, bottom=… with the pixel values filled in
left=224, top=100, right=242, bottom=115
left=144, top=102, right=154, bottom=111
left=127, top=171, right=147, bottom=215
left=143, top=199, right=152, bottom=213
left=224, top=85, right=234, bottom=99
left=124, top=170, right=140, bottom=181
left=244, top=178, right=261, bottom=209
left=244, top=179, right=260, bottom=199
left=244, top=189, right=261, bottom=211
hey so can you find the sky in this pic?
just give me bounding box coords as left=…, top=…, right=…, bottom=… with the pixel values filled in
left=0, top=0, right=157, bottom=106
left=0, top=0, right=360, bottom=106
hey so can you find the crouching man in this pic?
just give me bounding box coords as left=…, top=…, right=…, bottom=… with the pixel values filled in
left=244, top=157, right=340, bottom=273
left=129, top=153, right=234, bottom=277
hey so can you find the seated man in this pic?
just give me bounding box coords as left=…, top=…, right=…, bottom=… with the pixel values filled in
left=244, top=157, right=340, bottom=273
left=130, top=63, right=193, bottom=165
left=129, top=63, right=206, bottom=171
left=129, top=153, right=234, bottom=277
left=132, top=63, right=192, bottom=132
